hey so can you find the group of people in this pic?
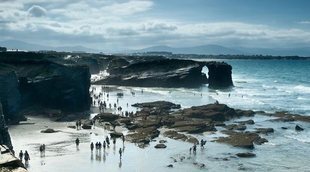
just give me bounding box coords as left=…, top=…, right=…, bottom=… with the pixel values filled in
left=88, top=135, right=125, bottom=159
left=190, top=139, right=207, bottom=154
left=90, top=86, right=136, bottom=117
left=19, top=150, right=30, bottom=164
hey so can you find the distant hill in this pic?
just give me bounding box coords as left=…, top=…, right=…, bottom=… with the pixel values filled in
left=135, top=44, right=310, bottom=56
left=136, top=45, right=242, bottom=55
left=234, top=47, right=310, bottom=57
left=0, top=40, right=98, bottom=53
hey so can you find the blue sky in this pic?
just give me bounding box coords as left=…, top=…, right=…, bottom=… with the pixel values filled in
left=0, top=0, right=310, bottom=51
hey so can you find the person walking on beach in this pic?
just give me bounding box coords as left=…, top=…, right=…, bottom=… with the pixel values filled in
left=103, top=141, right=106, bottom=149
left=106, top=136, right=110, bottom=146
left=193, top=144, right=197, bottom=154
left=75, top=138, right=80, bottom=146
left=76, top=120, right=79, bottom=130
left=24, top=151, right=30, bottom=164
left=90, top=142, right=94, bottom=151
left=119, top=148, right=122, bottom=159
left=19, top=150, right=23, bottom=161
left=122, top=135, right=125, bottom=145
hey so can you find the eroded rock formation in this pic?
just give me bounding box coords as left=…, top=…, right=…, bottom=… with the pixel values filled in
left=0, top=52, right=91, bottom=122
left=93, top=59, right=233, bottom=88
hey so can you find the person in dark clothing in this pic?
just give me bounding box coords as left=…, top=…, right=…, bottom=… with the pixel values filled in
left=119, top=148, right=122, bottom=159
left=106, top=136, right=110, bottom=146
left=103, top=141, right=106, bottom=149
left=193, top=144, right=197, bottom=154
left=90, top=142, right=94, bottom=151
left=75, top=138, right=80, bottom=146
left=19, top=150, right=23, bottom=161
left=24, top=151, right=30, bottom=163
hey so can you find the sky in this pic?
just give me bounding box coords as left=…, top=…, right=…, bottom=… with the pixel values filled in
left=1, top=0, right=310, bottom=51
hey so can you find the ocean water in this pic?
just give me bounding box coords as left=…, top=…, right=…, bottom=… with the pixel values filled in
left=9, top=59, right=310, bottom=172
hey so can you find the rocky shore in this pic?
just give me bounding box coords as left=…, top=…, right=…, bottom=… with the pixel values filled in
left=93, top=100, right=309, bottom=150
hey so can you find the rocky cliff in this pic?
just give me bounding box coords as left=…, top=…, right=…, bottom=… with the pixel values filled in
left=0, top=66, right=22, bottom=123
left=93, top=58, right=233, bottom=88
left=206, top=61, right=233, bottom=88
left=0, top=52, right=91, bottom=122
left=0, top=103, right=12, bottom=150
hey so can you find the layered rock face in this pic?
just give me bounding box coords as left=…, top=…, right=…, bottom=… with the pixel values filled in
left=0, top=67, right=22, bottom=122
left=0, top=52, right=91, bottom=122
left=0, top=103, right=12, bottom=149
left=206, top=61, right=233, bottom=88
left=94, top=58, right=233, bottom=88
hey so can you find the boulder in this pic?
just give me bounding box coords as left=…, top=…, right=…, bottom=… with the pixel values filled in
left=94, top=113, right=119, bottom=122
left=254, top=137, right=268, bottom=145
left=154, top=143, right=167, bottom=149
left=255, top=128, right=274, bottom=134
left=295, top=125, right=304, bottom=131
left=236, top=152, right=256, bottom=158
left=163, top=130, right=198, bottom=144
left=126, top=127, right=160, bottom=144
left=132, top=101, right=181, bottom=111
left=225, top=124, right=246, bottom=131
left=167, top=164, right=173, bottom=168
left=236, top=119, right=255, bottom=125
left=82, top=119, right=93, bottom=129
left=170, top=120, right=216, bottom=133
left=40, top=128, right=58, bottom=133
left=216, top=131, right=262, bottom=149
left=178, top=104, right=246, bottom=122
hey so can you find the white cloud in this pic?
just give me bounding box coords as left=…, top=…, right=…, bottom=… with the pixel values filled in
left=28, top=5, right=47, bottom=17
left=1, top=0, right=310, bottom=50
left=298, top=21, right=310, bottom=24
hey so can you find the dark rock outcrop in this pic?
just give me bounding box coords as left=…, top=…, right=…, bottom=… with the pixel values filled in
left=0, top=103, right=13, bottom=150
left=255, top=128, right=274, bottom=134
left=94, top=59, right=233, bottom=88
left=236, top=152, right=256, bottom=158
left=0, top=52, right=92, bottom=122
left=94, top=113, right=120, bottom=122
left=154, top=143, right=167, bottom=149
left=0, top=66, right=22, bottom=123
left=216, top=131, right=265, bottom=149
left=163, top=130, right=198, bottom=144
left=0, top=145, right=27, bottom=172
left=295, top=125, right=304, bottom=131
left=207, top=61, right=233, bottom=88
left=132, top=101, right=181, bottom=111
left=177, top=104, right=242, bottom=122
left=40, top=128, right=58, bottom=133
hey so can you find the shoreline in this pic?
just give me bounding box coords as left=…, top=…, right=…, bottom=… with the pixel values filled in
left=7, top=84, right=310, bottom=172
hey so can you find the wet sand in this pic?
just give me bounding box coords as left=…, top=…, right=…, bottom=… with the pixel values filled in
left=8, top=85, right=310, bottom=172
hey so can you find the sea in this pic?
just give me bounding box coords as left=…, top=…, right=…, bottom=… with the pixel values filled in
left=9, top=59, right=310, bottom=172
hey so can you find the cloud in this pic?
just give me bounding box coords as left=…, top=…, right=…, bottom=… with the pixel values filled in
left=298, top=21, right=310, bottom=24
left=0, top=0, right=310, bottom=50
left=28, top=5, right=47, bottom=17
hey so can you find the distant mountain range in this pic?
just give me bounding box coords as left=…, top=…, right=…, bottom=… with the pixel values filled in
left=1, top=39, right=310, bottom=56
left=0, top=40, right=98, bottom=53
left=134, top=45, right=310, bottom=57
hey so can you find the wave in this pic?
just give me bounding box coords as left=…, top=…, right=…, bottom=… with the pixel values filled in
left=293, top=85, right=310, bottom=94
